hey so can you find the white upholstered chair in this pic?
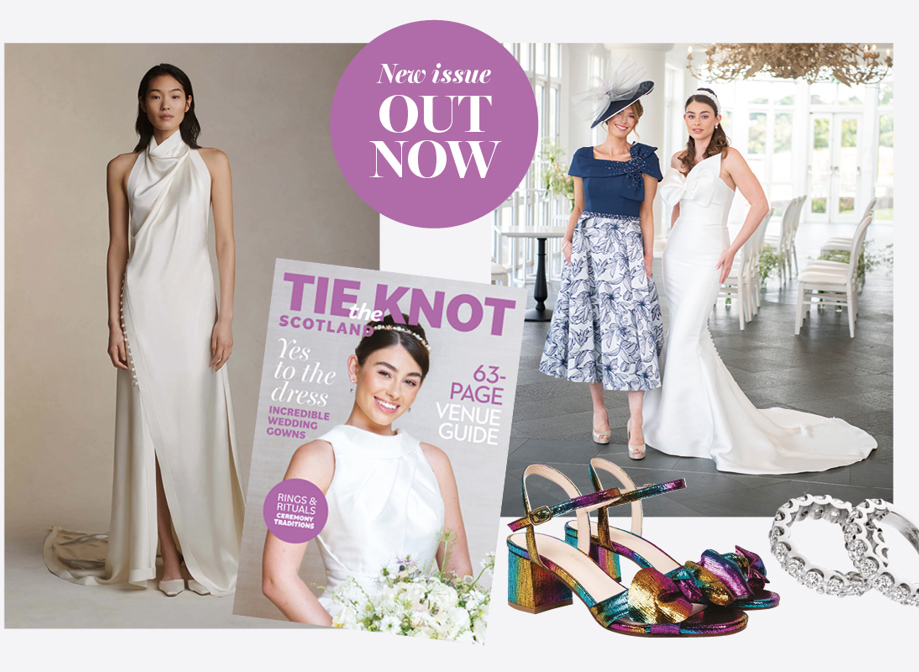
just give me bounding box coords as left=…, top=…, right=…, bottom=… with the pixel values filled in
left=819, top=198, right=877, bottom=255
left=795, top=212, right=873, bottom=338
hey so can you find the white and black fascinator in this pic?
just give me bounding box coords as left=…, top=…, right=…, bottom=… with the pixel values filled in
left=576, top=57, right=655, bottom=129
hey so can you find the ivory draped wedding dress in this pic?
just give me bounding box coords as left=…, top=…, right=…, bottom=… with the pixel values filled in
left=642, top=153, right=876, bottom=474
left=44, top=131, right=245, bottom=595
left=312, top=425, right=445, bottom=616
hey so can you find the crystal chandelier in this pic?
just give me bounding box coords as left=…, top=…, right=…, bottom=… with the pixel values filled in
left=687, top=44, right=893, bottom=86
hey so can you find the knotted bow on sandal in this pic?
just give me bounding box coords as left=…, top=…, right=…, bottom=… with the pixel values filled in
left=563, top=458, right=780, bottom=610
left=507, top=464, right=748, bottom=636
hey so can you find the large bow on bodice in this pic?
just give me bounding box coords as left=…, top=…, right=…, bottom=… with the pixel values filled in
left=659, top=166, right=716, bottom=209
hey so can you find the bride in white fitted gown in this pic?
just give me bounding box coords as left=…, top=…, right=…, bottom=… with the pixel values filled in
left=642, top=88, right=876, bottom=475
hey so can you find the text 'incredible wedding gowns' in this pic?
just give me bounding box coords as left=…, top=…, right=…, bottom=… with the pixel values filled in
left=642, top=153, right=876, bottom=475
left=313, top=425, right=445, bottom=616
left=44, top=131, right=245, bottom=595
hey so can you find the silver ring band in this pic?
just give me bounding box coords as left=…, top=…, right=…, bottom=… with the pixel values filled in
left=770, top=494, right=870, bottom=597
left=846, top=498, right=919, bottom=607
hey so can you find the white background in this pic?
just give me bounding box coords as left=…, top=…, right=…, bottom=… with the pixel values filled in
left=2, top=1, right=914, bottom=668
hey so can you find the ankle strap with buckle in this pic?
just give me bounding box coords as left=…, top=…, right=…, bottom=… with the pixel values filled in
left=507, top=465, right=627, bottom=565
left=507, top=487, right=624, bottom=532
left=589, top=458, right=686, bottom=544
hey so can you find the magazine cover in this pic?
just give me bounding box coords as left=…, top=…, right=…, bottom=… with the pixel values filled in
left=232, top=259, right=526, bottom=641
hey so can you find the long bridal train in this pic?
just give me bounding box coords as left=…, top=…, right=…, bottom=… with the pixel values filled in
left=642, top=153, right=876, bottom=475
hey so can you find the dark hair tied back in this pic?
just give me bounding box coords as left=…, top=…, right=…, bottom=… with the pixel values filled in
left=133, top=63, right=201, bottom=153
left=681, top=87, right=730, bottom=176
left=354, top=314, right=430, bottom=380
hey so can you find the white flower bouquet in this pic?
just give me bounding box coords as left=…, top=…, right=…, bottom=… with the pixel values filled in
left=330, top=552, right=494, bottom=643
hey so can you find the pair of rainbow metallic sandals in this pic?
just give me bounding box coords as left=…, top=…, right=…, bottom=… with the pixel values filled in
left=506, top=459, right=778, bottom=637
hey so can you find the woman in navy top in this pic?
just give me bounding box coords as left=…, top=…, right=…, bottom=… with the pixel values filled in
left=539, top=74, right=663, bottom=459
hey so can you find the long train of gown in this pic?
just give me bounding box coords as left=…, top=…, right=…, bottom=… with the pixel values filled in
left=643, top=153, right=876, bottom=475
left=44, top=131, right=245, bottom=595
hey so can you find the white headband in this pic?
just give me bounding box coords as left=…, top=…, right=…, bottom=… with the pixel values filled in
left=688, top=89, right=721, bottom=115
left=372, top=324, right=431, bottom=353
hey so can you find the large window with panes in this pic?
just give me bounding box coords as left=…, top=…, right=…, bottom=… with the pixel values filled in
left=493, top=44, right=565, bottom=282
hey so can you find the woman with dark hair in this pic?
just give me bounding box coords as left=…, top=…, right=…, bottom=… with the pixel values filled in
left=132, top=63, right=203, bottom=152
left=642, top=87, right=876, bottom=473
left=539, top=61, right=663, bottom=460
left=261, top=315, right=472, bottom=625
left=44, top=64, right=244, bottom=596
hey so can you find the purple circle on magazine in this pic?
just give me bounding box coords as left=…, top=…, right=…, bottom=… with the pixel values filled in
left=330, top=20, right=538, bottom=228
left=263, top=479, right=329, bottom=544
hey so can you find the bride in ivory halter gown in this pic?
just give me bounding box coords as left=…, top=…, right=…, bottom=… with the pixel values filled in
left=44, top=64, right=244, bottom=596
left=642, top=88, right=876, bottom=475
left=261, top=316, right=472, bottom=626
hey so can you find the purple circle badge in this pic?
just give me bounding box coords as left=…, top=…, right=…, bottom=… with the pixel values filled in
left=263, top=479, right=329, bottom=544
left=330, top=20, right=538, bottom=228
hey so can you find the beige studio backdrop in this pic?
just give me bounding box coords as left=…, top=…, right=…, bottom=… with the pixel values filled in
left=4, top=44, right=379, bottom=590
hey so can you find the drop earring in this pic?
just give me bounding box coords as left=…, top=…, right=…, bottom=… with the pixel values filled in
left=350, top=377, right=355, bottom=393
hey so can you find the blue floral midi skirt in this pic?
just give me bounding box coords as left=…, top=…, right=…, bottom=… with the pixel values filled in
left=539, top=212, right=663, bottom=391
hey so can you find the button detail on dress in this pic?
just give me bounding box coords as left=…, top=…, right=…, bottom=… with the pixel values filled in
left=119, top=276, right=139, bottom=386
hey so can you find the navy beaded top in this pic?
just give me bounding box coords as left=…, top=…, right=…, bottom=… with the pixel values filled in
left=568, top=143, right=663, bottom=218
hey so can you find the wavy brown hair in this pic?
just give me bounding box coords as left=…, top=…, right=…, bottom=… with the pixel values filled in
left=680, top=88, right=729, bottom=175
left=601, top=99, right=644, bottom=139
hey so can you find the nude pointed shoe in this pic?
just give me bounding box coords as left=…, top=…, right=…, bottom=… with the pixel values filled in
left=158, top=579, right=185, bottom=597
left=187, top=579, right=211, bottom=595
left=177, top=559, right=211, bottom=595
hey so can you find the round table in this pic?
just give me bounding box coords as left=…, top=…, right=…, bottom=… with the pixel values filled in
left=499, top=226, right=567, bottom=322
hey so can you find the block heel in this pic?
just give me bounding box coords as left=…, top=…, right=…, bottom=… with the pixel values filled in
left=507, top=546, right=573, bottom=613
left=564, top=525, right=621, bottom=580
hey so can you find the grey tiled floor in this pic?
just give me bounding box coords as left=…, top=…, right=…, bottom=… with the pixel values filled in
left=503, top=220, right=893, bottom=518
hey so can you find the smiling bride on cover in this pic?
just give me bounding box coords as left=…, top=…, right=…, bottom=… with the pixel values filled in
left=261, top=314, right=472, bottom=625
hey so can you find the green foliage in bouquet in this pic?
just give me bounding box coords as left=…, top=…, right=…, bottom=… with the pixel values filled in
left=539, top=139, right=575, bottom=210
left=329, top=529, right=494, bottom=643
